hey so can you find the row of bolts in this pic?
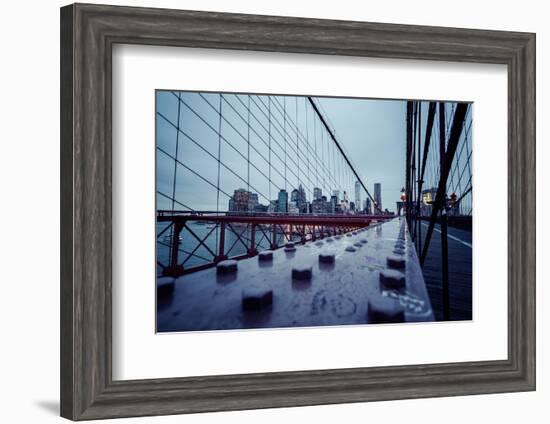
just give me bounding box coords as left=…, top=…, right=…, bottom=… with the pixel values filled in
left=215, top=223, right=410, bottom=311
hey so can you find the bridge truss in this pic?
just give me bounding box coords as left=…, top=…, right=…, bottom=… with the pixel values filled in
left=156, top=91, right=379, bottom=276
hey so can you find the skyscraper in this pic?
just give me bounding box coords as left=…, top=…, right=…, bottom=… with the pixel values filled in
left=313, top=187, right=322, bottom=200
left=291, top=188, right=299, bottom=202
left=354, top=180, right=361, bottom=211
left=229, top=188, right=250, bottom=212
left=291, top=185, right=307, bottom=212
left=268, top=200, right=278, bottom=213
left=228, top=188, right=261, bottom=213
left=277, top=189, right=288, bottom=213
left=366, top=198, right=372, bottom=215
left=330, top=195, right=337, bottom=214
left=374, top=183, right=382, bottom=213
left=342, top=191, right=349, bottom=212
left=248, top=192, right=258, bottom=211
left=288, top=201, right=299, bottom=214
left=332, top=190, right=340, bottom=203
left=312, top=197, right=327, bottom=214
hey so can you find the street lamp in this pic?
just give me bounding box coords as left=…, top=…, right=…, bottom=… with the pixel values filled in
left=398, top=187, right=407, bottom=217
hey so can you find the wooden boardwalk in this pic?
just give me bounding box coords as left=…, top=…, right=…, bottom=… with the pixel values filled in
left=417, top=222, right=472, bottom=321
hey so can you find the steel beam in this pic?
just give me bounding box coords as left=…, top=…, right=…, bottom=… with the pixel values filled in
left=158, top=213, right=389, bottom=227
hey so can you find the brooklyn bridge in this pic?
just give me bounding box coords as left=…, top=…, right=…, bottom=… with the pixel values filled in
left=155, top=91, right=472, bottom=331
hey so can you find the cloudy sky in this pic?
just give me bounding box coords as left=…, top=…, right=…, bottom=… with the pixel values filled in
left=315, top=96, right=406, bottom=211
left=157, top=91, right=409, bottom=213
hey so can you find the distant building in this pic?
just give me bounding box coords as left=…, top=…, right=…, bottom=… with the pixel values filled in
left=355, top=181, right=361, bottom=211
left=342, top=191, right=349, bottom=212
left=295, top=184, right=307, bottom=212
left=332, top=190, right=340, bottom=203
left=365, top=198, right=372, bottom=215
left=374, top=183, right=382, bottom=213
left=311, top=196, right=329, bottom=214
left=229, top=188, right=251, bottom=213
left=288, top=201, right=299, bottom=214
left=253, top=204, right=268, bottom=213
left=313, top=187, right=322, bottom=200
left=350, top=201, right=355, bottom=212
left=311, top=198, right=324, bottom=214
left=277, top=189, right=288, bottom=213
left=330, top=195, right=337, bottom=214
left=228, top=188, right=264, bottom=213
left=248, top=192, right=258, bottom=211
left=268, top=200, right=278, bottom=213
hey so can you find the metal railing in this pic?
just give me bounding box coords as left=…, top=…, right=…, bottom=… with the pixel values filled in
left=157, top=211, right=391, bottom=277
left=404, top=100, right=472, bottom=320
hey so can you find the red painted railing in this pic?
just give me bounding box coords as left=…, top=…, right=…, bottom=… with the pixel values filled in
left=157, top=211, right=392, bottom=276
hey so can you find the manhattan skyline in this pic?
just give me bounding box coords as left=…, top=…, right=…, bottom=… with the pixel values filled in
left=156, top=91, right=407, bottom=214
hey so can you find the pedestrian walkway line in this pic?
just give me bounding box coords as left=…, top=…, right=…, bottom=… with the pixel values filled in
left=421, top=222, right=472, bottom=248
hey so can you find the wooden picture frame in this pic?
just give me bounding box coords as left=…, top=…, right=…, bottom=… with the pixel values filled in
left=60, top=3, right=536, bottom=420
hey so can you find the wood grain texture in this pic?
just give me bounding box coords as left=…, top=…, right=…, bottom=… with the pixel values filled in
left=60, top=3, right=536, bottom=420
left=60, top=4, right=75, bottom=419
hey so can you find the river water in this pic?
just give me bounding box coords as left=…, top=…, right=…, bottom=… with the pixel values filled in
left=157, top=221, right=293, bottom=275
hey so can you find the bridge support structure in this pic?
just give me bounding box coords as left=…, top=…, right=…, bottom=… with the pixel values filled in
left=158, top=212, right=390, bottom=277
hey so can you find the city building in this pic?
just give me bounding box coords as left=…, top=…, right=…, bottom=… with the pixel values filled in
left=228, top=188, right=251, bottom=213
left=374, top=183, right=382, bottom=213
left=355, top=180, right=361, bottom=211
left=332, top=190, right=340, bottom=203
left=228, top=188, right=265, bottom=213
left=313, top=187, right=322, bottom=200
left=365, top=198, right=372, bottom=215
left=288, top=201, right=299, bottom=214
left=342, top=190, right=349, bottom=212
left=248, top=192, right=258, bottom=211
left=311, top=198, right=324, bottom=214
left=295, top=184, right=307, bottom=212
left=330, top=195, right=337, bottom=214
left=312, top=195, right=331, bottom=214
left=253, top=204, right=268, bottom=213
left=277, top=189, right=288, bottom=213
left=268, top=200, right=278, bottom=213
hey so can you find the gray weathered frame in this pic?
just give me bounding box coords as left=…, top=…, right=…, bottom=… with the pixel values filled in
left=60, top=3, right=536, bottom=420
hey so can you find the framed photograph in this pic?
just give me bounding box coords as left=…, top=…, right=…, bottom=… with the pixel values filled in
left=60, top=3, right=535, bottom=420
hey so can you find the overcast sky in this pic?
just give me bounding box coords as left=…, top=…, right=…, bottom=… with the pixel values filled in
left=157, top=92, right=408, bottom=213
left=315, top=96, right=406, bottom=212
